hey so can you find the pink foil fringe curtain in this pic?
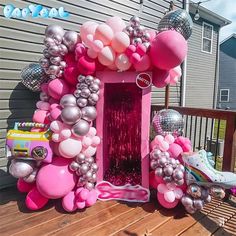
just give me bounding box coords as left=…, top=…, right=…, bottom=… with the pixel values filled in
left=104, top=83, right=142, bottom=186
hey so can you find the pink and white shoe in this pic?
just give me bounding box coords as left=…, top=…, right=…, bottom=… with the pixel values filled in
left=182, top=150, right=236, bottom=189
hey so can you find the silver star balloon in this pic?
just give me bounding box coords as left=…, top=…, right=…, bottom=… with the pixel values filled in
left=21, top=63, right=48, bottom=92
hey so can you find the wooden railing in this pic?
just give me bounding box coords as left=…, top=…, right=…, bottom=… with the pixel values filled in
left=151, top=105, right=236, bottom=172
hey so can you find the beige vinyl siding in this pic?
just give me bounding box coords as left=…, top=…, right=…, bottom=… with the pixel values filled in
left=0, top=0, right=182, bottom=188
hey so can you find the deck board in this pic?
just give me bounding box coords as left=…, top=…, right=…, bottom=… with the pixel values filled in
left=0, top=187, right=236, bottom=236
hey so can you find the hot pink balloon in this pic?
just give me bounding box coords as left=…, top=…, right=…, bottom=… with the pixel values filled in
left=115, top=53, right=131, bottom=71
left=157, top=192, right=179, bottom=209
left=77, top=55, right=96, bottom=75
left=168, top=143, right=183, bottom=158
left=80, top=21, right=98, bottom=46
left=75, top=43, right=86, bottom=60
left=111, top=32, right=130, bottom=53
left=98, top=46, right=116, bottom=66
left=130, top=53, right=141, bottom=64
left=87, top=48, right=98, bottom=59
left=48, top=79, right=70, bottom=100
left=150, top=30, right=187, bottom=70
left=106, top=16, right=126, bottom=33
left=125, top=45, right=136, bottom=57
left=133, top=55, right=151, bottom=71
left=152, top=67, right=170, bottom=88
left=136, top=44, right=147, bottom=57
left=64, top=66, right=79, bottom=86
left=36, top=157, right=77, bottom=199
left=62, top=191, right=77, bottom=212
left=17, top=178, right=35, bottom=193
left=95, top=23, right=114, bottom=46
left=33, top=109, right=49, bottom=124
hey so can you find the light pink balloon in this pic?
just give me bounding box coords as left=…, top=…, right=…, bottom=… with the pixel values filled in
left=80, top=21, right=98, bottom=46
left=87, top=48, right=98, bottom=59
left=130, top=53, right=141, bottom=64
left=60, top=128, right=72, bottom=140
left=59, top=138, right=82, bottom=158
left=98, top=46, right=116, bottom=66
left=52, top=133, right=61, bottom=142
left=86, top=34, right=94, bottom=48
left=164, top=190, right=176, bottom=203
left=111, top=32, right=130, bottom=53
left=115, top=53, right=131, bottom=71
left=82, top=136, right=92, bottom=148
left=48, top=79, right=70, bottom=100
left=169, top=66, right=182, bottom=85
left=95, top=24, right=114, bottom=46
left=106, top=16, right=126, bottom=33
left=36, top=101, right=50, bottom=111
left=92, top=40, right=104, bottom=52
left=50, top=120, right=63, bottom=132
left=36, top=157, right=77, bottom=199
left=133, top=55, right=151, bottom=71
left=157, top=192, right=179, bottom=209
left=62, top=191, right=77, bottom=212
left=82, top=146, right=97, bottom=157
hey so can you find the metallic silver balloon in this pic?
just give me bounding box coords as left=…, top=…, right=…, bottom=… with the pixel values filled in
left=85, top=75, right=94, bottom=85
left=132, top=37, right=142, bottom=46
left=63, top=31, right=80, bottom=51
left=74, top=89, right=82, bottom=98
left=91, top=163, right=98, bottom=172
left=60, top=61, right=67, bottom=69
left=9, top=159, right=35, bottom=178
left=50, top=56, right=61, bottom=65
left=142, top=32, right=151, bottom=42
left=193, top=199, right=204, bottom=210
left=61, top=106, right=82, bottom=125
left=48, top=45, right=60, bottom=56
left=89, top=83, right=100, bottom=93
left=69, top=161, right=80, bottom=171
left=77, top=83, right=88, bottom=90
left=163, top=176, right=172, bottom=183
left=134, top=25, right=144, bottom=37
left=81, top=106, right=97, bottom=122
left=89, top=173, right=97, bottom=183
left=175, top=179, right=184, bottom=186
left=45, top=25, right=65, bottom=38
left=21, top=63, right=48, bottom=92
left=164, top=165, right=173, bottom=176
left=173, top=169, right=184, bottom=180
left=60, top=94, right=77, bottom=108
left=77, top=75, right=86, bottom=83
left=81, top=88, right=91, bottom=98
left=93, top=78, right=101, bottom=86
left=88, top=93, right=99, bottom=105
left=48, top=65, right=60, bottom=75
left=155, top=167, right=163, bottom=177
left=150, top=160, right=158, bottom=170
left=85, top=182, right=94, bottom=190
left=77, top=97, right=88, bottom=108
left=80, top=163, right=89, bottom=174
left=86, top=157, right=94, bottom=164
left=125, top=25, right=134, bottom=36
left=186, top=184, right=202, bottom=199
left=130, top=16, right=140, bottom=27
left=23, top=169, right=38, bottom=183
left=40, top=91, right=49, bottom=101
left=53, top=34, right=63, bottom=45
left=158, top=156, right=167, bottom=167
left=86, top=170, right=93, bottom=179
left=152, top=109, right=184, bottom=137
left=181, top=195, right=193, bottom=207
left=158, top=9, right=193, bottom=40
left=75, top=153, right=86, bottom=163
left=143, top=42, right=150, bottom=50
left=44, top=37, right=55, bottom=48
left=59, top=44, right=68, bottom=56
left=43, top=48, right=50, bottom=58
left=72, top=119, right=90, bottom=137
left=150, top=149, right=161, bottom=160
left=39, top=58, right=50, bottom=68
left=209, top=186, right=225, bottom=199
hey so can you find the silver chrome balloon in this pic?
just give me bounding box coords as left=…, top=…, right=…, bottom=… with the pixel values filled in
left=72, top=119, right=90, bottom=137
left=130, top=16, right=140, bottom=27
left=60, top=94, right=77, bottom=108
left=21, top=63, right=48, bottom=92
left=158, top=9, right=193, bottom=40
left=63, top=31, right=80, bottom=51
left=77, top=97, right=88, bottom=108
left=81, top=106, right=97, bottom=122
left=9, top=159, right=35, bottom=178
left=45, top=25, right=65, bottom=38
left=61, top=106, right=82, bottom=125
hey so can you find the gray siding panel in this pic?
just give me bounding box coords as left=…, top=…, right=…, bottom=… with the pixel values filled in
left=0, top=0, right=182, bottom=188
left=185, top=15, right=219, bottom=108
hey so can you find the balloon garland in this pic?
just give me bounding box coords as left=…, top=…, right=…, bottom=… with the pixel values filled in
left=7, top=10, right=236, bottom=214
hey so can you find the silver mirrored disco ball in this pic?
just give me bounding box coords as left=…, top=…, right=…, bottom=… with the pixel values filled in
left=158, top=9, right=193, bottom=40
left=152, top=109, right=184, bottom=136
left=21, top=63, right=48, bottom=92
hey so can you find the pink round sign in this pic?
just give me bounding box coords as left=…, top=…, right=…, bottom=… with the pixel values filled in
left=136, top=73, right=152, bottom=89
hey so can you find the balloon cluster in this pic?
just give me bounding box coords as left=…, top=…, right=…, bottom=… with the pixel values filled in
left=40, top=25, right=80, bottom=79
left=70, top=153, right=98, bottom=190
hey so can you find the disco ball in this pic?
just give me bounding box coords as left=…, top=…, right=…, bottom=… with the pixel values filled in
left=21, top=63, right=48, bottom=92
left=158, top=9, right=193, bottom=40
left=152, top=109, right=184, bottom=136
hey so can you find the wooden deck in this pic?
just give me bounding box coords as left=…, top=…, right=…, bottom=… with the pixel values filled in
left=1, top=187, right=236, bottom=236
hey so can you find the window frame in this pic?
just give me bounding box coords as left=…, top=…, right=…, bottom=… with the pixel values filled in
left=201, top=22, right=213, bottom=54
left=220, top=89, right=230, bottom=102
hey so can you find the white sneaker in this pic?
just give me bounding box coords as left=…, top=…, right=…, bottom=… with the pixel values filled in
left=182, top=150, right=236, bottom=189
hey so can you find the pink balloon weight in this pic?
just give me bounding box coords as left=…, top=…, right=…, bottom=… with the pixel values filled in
left=77, top=55, right=96, bottom=75
left=133, top=55, right=151, bottom=71
left=36, top=157, right=77, bottom=199
left=80, top=21, right=98, bottom=46
left=115, top=53, right=131, bottom=71
left=98, top=46, right=116, bottom=66
left=64, top=66, right=79, bottom=86
left=106, top=16, right=126, bottom=33
left=26, top=187, right=49, bottom=210
left=152, top=67, right=170, bottom=88
left=95, top=23, right=114, bottom=46
left=111, top=32, right=130, bottom=53
left=157, top=192, right=179, bottom=209
left=48, top=79, right=70, bottom=100
left=150, top=30, right=187, bottom=70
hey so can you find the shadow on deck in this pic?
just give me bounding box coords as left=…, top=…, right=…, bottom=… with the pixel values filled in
left=0, top=187, right=236, bottom=236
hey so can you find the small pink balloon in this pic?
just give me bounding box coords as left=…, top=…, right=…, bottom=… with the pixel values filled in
left=165, top=134, right=175, bottom=144
left=168, top=143, right=183, bottom=158
left=111, top=32, right=130, bottom=53
left=82, top=136, right=92, bottom=148
left=82, top=146, right=97, bottom=157
left=36, top=157, right=77, bottom=199
left=125, top=45, right=136, bottom=57
left=154, top=135, right=164, bottom=144
left=136, top=44, right=147, bottom=56
left=36, top=101, right=50, bottom=111
left=133, top=55, right=151, bottom=71
left=59, top=138, right=82, bottom=158
left=158, top=140, right=169, bottom=152
left=26, top=187, right=49, bottom=210
left=115, top=53, right=131, bottom=71
left=164, top=190, right=176, bottom=203
left=77, top=55, right=96, bottom=75
left=87, top=48, right=98, bottom=59
left=50, top=106, right=62, bottom=121
left=78, top=188, right=89, bottom=201
left=75, top=43, right=86, bottom=60
left=98, top=46, right=116, bottom=66
left=157, top=192, right=179, bottom=209
left=157, top=183, right=168, bottom=193
left=106, top=16, right=126, bottom=33
left=76, top=200, right=86, bottom=209
left=33, top=109, right=49, bottom=124
left=152, top=67, right=170, bottom=88
left=130, top=53, right=141, bottom=64
left=92, top=39, right=104, bottom=52
left=86, top=190, right=97, bottom=207
left=48, top=79, right=70, bottom=100
left=88, top=127, right=97, bottom=137
left=52, top=133, right=61, bottom=142
left=62, top=191, right=77, bottom=212
left=92, top=136, right=101, bottom=146
left=95, top=23, right=114, bottom=46
left=60, top=128, right=72, bottom=140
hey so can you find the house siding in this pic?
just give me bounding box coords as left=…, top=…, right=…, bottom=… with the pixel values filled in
left=0, top=0, right=182, bottom=188
left=217, top=37, right=236, bottom=110
left=185, top=14, right=219, bottom=108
